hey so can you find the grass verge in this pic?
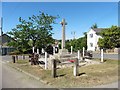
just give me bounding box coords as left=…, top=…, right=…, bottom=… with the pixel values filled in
left=8, top=59, right=119, bottom=88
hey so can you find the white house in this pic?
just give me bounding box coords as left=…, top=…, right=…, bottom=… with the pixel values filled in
left=87, top=28, right=103, bottom=51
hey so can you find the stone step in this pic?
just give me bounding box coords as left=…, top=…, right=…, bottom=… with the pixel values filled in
left=58, top=57, right=77, bottom=62
left=54, top=54, right=76, bottom=58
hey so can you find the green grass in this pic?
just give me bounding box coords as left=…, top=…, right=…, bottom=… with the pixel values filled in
left=16, top=59, right=29, bottom=64
left=93, top=58, right=120, bottom=64
left=9, top=59, right=119, bottom=88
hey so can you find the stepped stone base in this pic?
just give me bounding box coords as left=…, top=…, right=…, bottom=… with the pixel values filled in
left=47, top=49, right=77, bottom=70
left=59, top=49, right=68, bottom=55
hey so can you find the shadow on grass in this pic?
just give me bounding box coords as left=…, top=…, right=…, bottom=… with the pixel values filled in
left=39, top=61, right=45, bottom=65
left=104, top=60, right=107, bottom=62
left=56, top=74, right=66, bottom=77
left=78, top=72, right=86, bottom=76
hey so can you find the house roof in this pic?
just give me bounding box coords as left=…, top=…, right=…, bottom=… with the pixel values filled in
left=92, top=28, right=106, bottom=34
left=0, top=34, right=15, bottom=46
left=0, top=34, right=15, bottom=40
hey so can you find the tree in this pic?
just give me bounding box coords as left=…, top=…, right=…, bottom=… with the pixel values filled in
left=7, top=12, right=58, bottom=54
left=27, top=12, right=57, bottom=48
left=91, top=23, right=98, bottom=29
left=98, top=26, right=120, bottom=49
left=65, top=32, right=87, bottom=52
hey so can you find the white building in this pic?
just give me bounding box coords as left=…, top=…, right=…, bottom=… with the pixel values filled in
left=87, top=28, right=103, bottom=51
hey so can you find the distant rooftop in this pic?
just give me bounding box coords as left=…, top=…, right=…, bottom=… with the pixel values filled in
left=92, top=28, right=106, bottom=34
left=0, top=34, right=15, bottom=46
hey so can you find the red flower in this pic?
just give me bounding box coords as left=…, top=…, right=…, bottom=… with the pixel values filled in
left=69, top=60, right=75, bottom=63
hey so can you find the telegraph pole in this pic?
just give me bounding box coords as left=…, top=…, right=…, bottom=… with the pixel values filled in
left=0, top=17, right=3, bottom=35
left=71, top=31, right=76, bottom=40
left=0, top=17, right=3, bottom=55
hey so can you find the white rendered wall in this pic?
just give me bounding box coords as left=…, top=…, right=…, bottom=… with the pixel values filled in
left=87, top=29, right=101, bottom=51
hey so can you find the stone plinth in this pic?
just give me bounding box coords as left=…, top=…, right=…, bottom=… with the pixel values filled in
left=47, top=49, right=77, bottom=70
left=59, top=49, right=68, bottom=55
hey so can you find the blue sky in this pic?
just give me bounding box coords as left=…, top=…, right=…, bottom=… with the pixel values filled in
left=2, top=2, right=118, bottom=39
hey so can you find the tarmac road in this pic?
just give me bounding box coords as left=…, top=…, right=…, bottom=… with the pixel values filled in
left=93, top=53, right=120, bottom=60
left=1, top=58, right=52, bottom=88
left=2, top=55, right=29, bottom=62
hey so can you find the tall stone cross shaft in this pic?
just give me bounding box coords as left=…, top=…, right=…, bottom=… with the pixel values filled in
left=60, top=19, right=67, bottom=49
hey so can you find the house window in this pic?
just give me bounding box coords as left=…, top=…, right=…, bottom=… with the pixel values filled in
left=90, top=43, right=93, bottom=47
left=90, top=34, right=93, bottom=38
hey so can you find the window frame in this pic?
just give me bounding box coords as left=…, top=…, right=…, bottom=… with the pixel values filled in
left=89, top=34, right=93, bottom=38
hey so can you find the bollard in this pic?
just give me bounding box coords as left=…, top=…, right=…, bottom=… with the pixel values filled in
left=52, top=59, right=57, bottom=78
left=23, top=55, right=25, bottom=60
left=78, top=50, right=80, bottom=59
left=45, top=52, right=47, bottom=70
left=101, top=49, right=104, bottom=63
left=12, top=56, right=16, bottom=63
left=73, top=58, right=79, bottom=76
left=77, top=50, right=80, bottom=65
left=83, top=47, right=85, bottom=57
left=16, top=55, right=18, bottom=61
left=53, top=47, right=55, bottom=55
left=37, top=49, right=39, bottom=54
left=71, top=46, right=73, bottom=54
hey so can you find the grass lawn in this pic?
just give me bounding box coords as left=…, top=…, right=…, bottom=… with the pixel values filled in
left=8, top=59, right=119, bottom=88
left=15, top=59, right=29, bottom=64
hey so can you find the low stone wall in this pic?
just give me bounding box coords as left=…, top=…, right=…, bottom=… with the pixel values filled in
left=106, top=49, right=114, bottom=53
left=92, top=53, right=120, bottom=60
left=94, top=48, right=120, bottom=54
left=114, top=48, right=120, bottom=54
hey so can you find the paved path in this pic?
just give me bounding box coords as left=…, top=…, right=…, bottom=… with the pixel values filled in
left=93, top=81, right=119, bottom=88
left=0, top=57, right=52, bottom=88
left=2, top=55, right=29, bottom=62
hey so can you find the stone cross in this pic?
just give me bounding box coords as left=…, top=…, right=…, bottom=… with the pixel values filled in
left=60, top=19, right=67, bottom=49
